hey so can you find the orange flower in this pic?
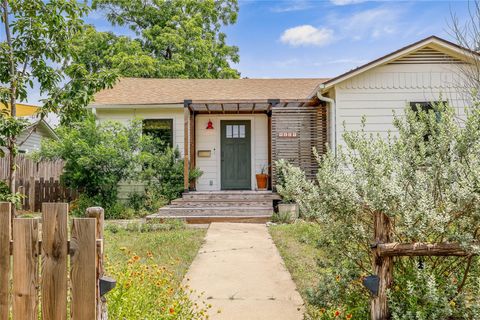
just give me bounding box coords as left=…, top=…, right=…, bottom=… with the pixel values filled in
left=334, top=310, right=341, bottom=317
left=336, top=275, right=341, bottom=282
left=346, top=314, right=352, bottom=319
left=169, top=308, right=175, bottom=314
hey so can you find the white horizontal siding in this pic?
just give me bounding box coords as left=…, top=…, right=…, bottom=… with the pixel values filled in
left=17, top=126, right=52, bottom=153
left=334, top=63, right=471, bottom=148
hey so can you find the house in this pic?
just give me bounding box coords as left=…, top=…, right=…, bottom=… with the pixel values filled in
left=17, top=119, right=58, bottom=153
left=90, top=36, right=474, bottom=221
left=0, top=103, right=58, bottom=153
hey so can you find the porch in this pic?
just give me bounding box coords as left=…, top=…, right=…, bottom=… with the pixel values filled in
left=149, top=97, right=328, bottom=223
left=182, top=98, right=328, bottom=193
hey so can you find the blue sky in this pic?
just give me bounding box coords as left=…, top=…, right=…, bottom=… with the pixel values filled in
left=86, top=0, right=471, bottom=79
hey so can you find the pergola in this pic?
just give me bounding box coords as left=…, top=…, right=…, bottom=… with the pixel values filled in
left=182, top=98, right=323, bottom=191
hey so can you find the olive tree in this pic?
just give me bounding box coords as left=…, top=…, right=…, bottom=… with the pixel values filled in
left=278, top=101, right=480, bottom=318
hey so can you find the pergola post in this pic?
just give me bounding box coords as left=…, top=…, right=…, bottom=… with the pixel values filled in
left=267, top=99, right=279, bottom=190
left=189, top=110, right=196, bottom=190
left=183, top=100, right=192, bottom=193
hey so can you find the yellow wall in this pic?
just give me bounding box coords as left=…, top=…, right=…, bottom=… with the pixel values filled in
left=0, top=103, right=39, bottom=116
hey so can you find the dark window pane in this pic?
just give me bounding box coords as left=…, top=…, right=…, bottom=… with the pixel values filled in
left=142, top=119, right=173, bottom=149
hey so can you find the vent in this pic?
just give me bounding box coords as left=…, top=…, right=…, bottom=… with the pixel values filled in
left=388, top=46, right=464, bottom=65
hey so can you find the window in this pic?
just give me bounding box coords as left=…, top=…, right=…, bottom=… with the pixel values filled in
left=409, top=101, right=445, bottom=141
left=410, top=101, right=445, bottom=121
left=142, top=119, right=173, bottom=148
left=226, top=124, right=246, bottom=138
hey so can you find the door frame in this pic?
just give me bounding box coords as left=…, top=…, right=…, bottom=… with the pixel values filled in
left=216, top=116, right=256, bottom=191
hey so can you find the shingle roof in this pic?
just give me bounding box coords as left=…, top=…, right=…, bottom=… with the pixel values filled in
left=92, top=78, right=329, bottom=105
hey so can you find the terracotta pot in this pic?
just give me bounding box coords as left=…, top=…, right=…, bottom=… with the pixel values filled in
left=255, top=174, right=268, bottom=190
left=277, top=203, right=299, bottom=222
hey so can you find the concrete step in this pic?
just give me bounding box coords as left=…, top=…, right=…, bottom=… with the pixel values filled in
left=170, top=199, right=273, bottom=208
left=157, top=206, right=273, bottom=216
left=147, top=214, right=271, bottom=224
left=182, top=191, right=280, bottom=201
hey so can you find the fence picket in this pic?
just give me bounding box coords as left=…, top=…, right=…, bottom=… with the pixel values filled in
left=87, top=207, right=106, bottom=320
left=70, top=218, right=97, bottom=320
left=41, top=203, right=68, bottom=320
left=0, top=202, right=11, bottom=320
left=12, top=218, right=39, bottom=320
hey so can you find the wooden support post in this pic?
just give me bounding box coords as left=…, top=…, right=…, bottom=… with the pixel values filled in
left=184, top=100, right=191, bottom=192
left=267, top=99, right=279, bottom=190
left=267, top=112, right=272, bottom=190
left=0, top=202, right=11, bottom=320
left=189, top=111, right=196, bottom=190
left=371, top=212, right=393, bottom=320
left=86, top=207, right=106, bottom=320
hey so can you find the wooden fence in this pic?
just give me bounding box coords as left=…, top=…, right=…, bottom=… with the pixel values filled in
left=0, top=202, right=109, bottom=320
left=0, top=155, right=78, bottom=211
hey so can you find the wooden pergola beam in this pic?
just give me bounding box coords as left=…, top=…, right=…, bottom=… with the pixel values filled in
left=205, top=103, right=210, bottom=114
left=221, top=103, right=225, bottom=114
left=376, top=242, right=473, bottom=257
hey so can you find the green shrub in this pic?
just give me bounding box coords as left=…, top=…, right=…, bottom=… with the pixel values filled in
left=0, top=180, right=24, bottom=209
left=127, top=192, right=146, bottom=211
left=34, top=116, right=143, bottom=210
left=140, top=144, right=202, bottom=203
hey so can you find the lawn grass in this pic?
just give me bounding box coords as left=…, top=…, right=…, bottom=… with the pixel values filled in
left=104, top=222, right=207, bottom=282
left=269, top=221, right=326, bottom=317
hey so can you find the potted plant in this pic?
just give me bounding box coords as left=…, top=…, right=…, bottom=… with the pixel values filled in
left=275, top=160, right=299, bottom=222
left=255, top=165, right=269, bottom=190
left=276, top=196, right=299, bottom=223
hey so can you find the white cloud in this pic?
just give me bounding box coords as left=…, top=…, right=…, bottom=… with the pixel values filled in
left=330, top=0, right=367, bottom=5
left=271, top=0, right=312, bottom=13
left=336, top=7, right=400, bottom=40
left=280, top=25, right=334, bottom=47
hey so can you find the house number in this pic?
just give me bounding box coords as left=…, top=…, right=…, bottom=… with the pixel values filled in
left=278, top=132, right=297, bottom=138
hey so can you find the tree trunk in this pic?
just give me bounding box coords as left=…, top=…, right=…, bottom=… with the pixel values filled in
left=371, top=211, right=393, bottom=320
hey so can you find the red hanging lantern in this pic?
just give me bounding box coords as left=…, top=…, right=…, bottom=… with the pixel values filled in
left=206, top=119, right=214, bottom=129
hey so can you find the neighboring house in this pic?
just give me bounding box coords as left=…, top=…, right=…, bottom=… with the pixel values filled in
left=90, top=36, right=474, bottom=219
left=1, top=103, right=58, bottom=153
left=17, top=119, right=58, bottom=153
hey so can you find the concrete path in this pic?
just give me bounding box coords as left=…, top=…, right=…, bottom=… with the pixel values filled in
left=184, top=223, right=304, bottom=320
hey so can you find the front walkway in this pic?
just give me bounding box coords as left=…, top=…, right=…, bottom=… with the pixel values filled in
left=184, top=223, right=304, bottom=320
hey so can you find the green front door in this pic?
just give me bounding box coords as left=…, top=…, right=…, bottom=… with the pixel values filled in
left=221, top=120, right=251, bottom=190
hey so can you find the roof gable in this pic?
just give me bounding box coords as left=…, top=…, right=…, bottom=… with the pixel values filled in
left=387, top=45, right=465, bottom=65
left=320, top=36, right=477, bottom=92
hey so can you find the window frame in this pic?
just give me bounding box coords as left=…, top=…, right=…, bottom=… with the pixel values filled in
left=142, top=118, right=174, bottom=148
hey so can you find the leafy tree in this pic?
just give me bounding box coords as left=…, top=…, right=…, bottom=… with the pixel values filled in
left=34, top=116, right=143, bottom=212
left=71, top=25, right=159, bottom=77
left=277, top=101, right=480, bottom=318
left=0, top=0, right=117, bottom=202
left=79, top=0, right=240, bottom=78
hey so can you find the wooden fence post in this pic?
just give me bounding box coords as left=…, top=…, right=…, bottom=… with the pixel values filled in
left=87, top=207, right=107, bottom=320
left=12, top=218, right=39, bottom=320
left=70, top=218, right=97, bottom=320
left=371, top=212, right=393, bottom=320
left=0, top=202, right=11, bottom=320
left=42, top=203, right=68, bottom=320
